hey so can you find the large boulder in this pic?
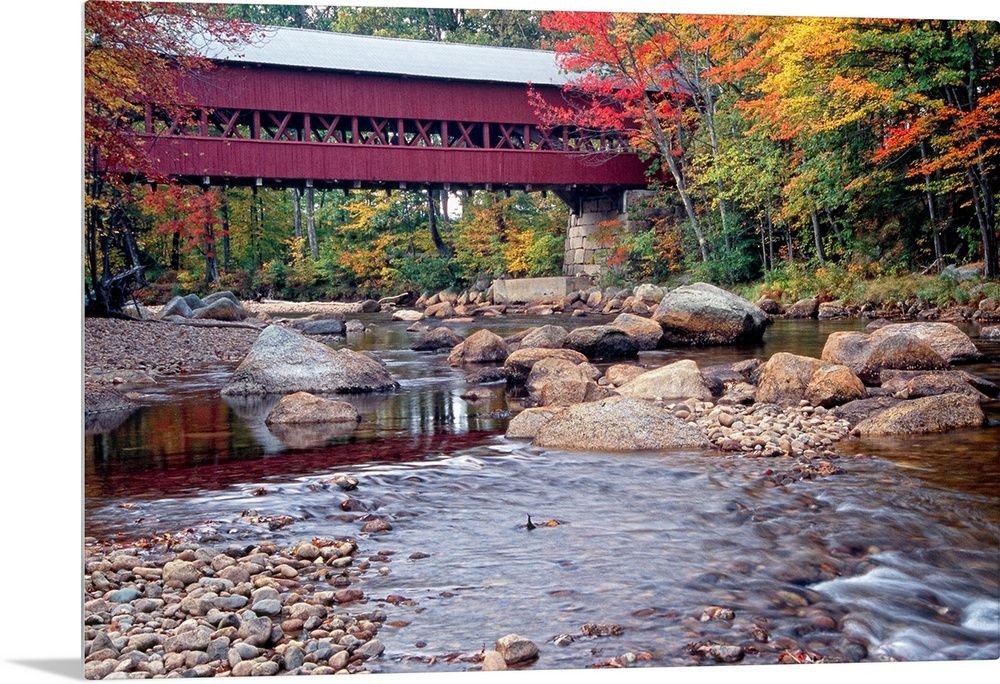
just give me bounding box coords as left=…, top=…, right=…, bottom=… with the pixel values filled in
left=190, top=297, right=249, bottom=321
left=221, top=325, right=399, bottom=395
left=504, top=347, right=590, bottom=384
left=822, top=330, right=947, bottom=384
left=562, top=325, right=640, bottom=360
left=447, top=329, right=509, bottom=365
left=411, top=326, right=463, bottom=352
left=526, top=357, right=605, bottom=407
left=805, top=364, right=867, bottom=408
left=293, top=318, right=346, bottom=336
left=615, top=360, right=713, bottom=403
left=158, top=295, right=193, bottom=319
left=830, top=396, right=903, bottom=428
left=756, top=353, right=823, bottom=406
left=871, top=322, right=985, bottom=364
left=651, top=282, right=769, bottom=345
left=505, top=408, right=562, bottom=439
left=610, top=313, right=663, bottom=350
left=518, top=325, right=570, bottom=350
left=878, top=370, right=991, bottom=402
left=756, top=352, right=865, bottom=407
left=852, top=393, right=986, bottom=436
left=784, top=297, right=819, bottom=319
left=265, top=392, right=362, bottom=425
left=532, top=397, right=712, bottom=451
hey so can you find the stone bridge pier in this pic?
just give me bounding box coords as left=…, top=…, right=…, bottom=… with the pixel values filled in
left=560, top=189, right=656, bottom=276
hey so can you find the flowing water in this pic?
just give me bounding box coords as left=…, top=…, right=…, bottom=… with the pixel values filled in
left=84, top=316, right=1000, bottom=672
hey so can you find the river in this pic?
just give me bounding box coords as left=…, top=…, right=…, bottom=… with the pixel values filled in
left=84, top=316, right=1000, bottom=674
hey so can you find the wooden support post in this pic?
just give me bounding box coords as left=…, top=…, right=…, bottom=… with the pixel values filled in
left=303, top=113, right=311, bottom=142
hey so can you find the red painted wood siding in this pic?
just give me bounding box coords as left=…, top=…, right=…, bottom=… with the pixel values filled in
left=143, top=136, right=649, bottom=187
left=182, top=65, right=569, bottom=123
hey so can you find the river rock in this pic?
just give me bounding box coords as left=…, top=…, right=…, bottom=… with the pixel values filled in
left=634, top=283, right=665, bottom=303
left=980, top=325, right=1000, bottom=339
left=533, top=397, right=712, bottom=451
left=563, top=325, right=640, bottom=360
left=785, top=297, right=819, bottom=318
left=482, top=650, right=508, bottom=671
left=604, top=363, right=647, bottom=387
left=392, top=309, right=425, bottom=322
left=878, top=370, right=991, bottom=402
left=805, top=364, right=867, bottom=407
left=852, top=393, right=986, bottom=435
left=411, top=326, right=463, bottom=351
left=294, top=318, right=346, bottom=336
left=822, top=330, right=948, bottom=385
left=755, top=353, right=822, bottom=405
left=447, top=329, right=509, bottom=365
left=504, top=347, right=589, bottom=383
left=518, top=324, right=570, bottom=349
left=611, top=313, right=664, bottom=350
left=505, top=408, right=561, bottom=439
left=190, top=297, right=249, bottom=321
left=817, top=301, right=849, bottom=319
left=526, top=357, right=605, bottom=407
left=651, top=282, right=769, bottom=345
left=158, top=295, right=194, bottom=319
left=221, top=325, right=399, bottom=395
left=264, top=392, right=362, bottom=425
left=495, top=634, right=538, bottom=665
left=873, top=322, right=985, bottom=363
left=615, top=360, right=713, bottom=402
left=755, top=297, right=783, bottom=315
left=829, top=396, right=904, bottom=427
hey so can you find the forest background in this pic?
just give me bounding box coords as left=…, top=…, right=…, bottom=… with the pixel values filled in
left=84, top=0, right=999, bottom=315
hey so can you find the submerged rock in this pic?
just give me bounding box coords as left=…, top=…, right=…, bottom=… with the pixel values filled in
left=264, top=392, right=362, bottom=425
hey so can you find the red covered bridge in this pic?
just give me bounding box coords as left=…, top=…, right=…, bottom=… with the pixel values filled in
left=134, top=26, right=651, bottom=201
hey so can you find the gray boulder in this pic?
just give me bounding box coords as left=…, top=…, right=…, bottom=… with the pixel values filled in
left=785, top=297, right=819, bottom=318
left=202, top=291, right=240, bottom=306
left=871, top=322, right=985, bottom=364
left=158, top=296, right=193, bottom=319
left=611, top=313, right=663, bottom=350
left=265, top=392, right=362, bottom=425
left=822, top=330, right=948, bottom=384
left=518, top=325, right=570, bottom=350
left=852, top=393, right=986, bottom=436
left=504, top=347, right=589, bottom=384
left=562, top=325, right=640, bottom=360
left=651, top=282, right=769, bottom=345
left=294, top=319, right=346, bottom=336
left=221, top=325, right=398, bottom=395
left=411, top=326, right=463, bottom=352
left=190, top=297, right=248, bottom=321
left=447, top=329, right=509, bottom=365
left=533, top=397, right=711, bottom=451
left=615, top=360, right=713, bottom=403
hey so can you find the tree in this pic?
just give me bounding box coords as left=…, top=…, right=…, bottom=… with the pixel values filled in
left=84, top=1, right=251, bottom=314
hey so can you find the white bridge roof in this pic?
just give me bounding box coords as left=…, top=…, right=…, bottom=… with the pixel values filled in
left=196, top=24, right=571, bottom=86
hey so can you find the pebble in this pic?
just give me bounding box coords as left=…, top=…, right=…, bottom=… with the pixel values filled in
left=84, top=538, right=386, bottom=677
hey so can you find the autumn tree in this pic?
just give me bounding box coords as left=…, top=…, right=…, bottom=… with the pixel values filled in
left=84, top=1, right=251, bottom=315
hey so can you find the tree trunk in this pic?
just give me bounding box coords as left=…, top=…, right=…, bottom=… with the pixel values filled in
left=305, top=186, right=319, bottom=259
left=766, top=209, right=775, bottom=271
left=920, top=140, right=943, bottom=269
left=427, top=189, right=451, bottom=258
left=641, top=95, right=709, bottom=263
left=810, top=208, right=827, bottom=266
left=221, top=192, right=231, bottom=272
left=968, top=166, right=998, bottom=278
left=292, top=188, right=303, bottom=241
left=202, top=187, right=218, bottom=285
